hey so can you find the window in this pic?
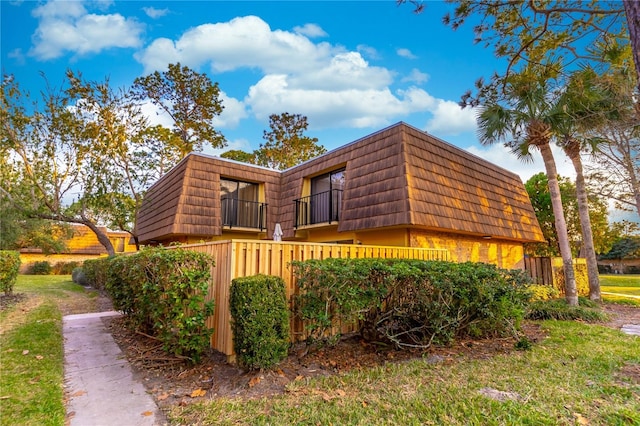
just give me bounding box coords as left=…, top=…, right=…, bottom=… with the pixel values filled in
left=220, top=179, right=266, bottom=229
left=295, top=168, right=345, bottom=227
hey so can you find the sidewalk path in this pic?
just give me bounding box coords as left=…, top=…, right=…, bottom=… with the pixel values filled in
left=63, top=311, right=164, bottom=426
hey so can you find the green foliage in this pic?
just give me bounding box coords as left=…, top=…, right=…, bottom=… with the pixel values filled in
left=0, top=250, right=20, bottom=295
left=526, top=298, right=609, bottom=322
left=527, top=284, right=560, bottom=301
left=293, top=258, right=532, bottom=349
left=104, top=248, right=215, bottom=362
left=255, top=113, right=326, bottom=170
left=82, top=257, right=111, bottom=290
left=52, top=261, right=80, bottom=275
left=131, top=62, right=226, bottom=156
left=525, top=172, right=615, bottom=257
left=220, top=149, right=256, bottom=164
left=600, top=237, right=640, bottom=260
left=230, top=275, right=290, bottom=370
left=27, top=261, right=52, bottom=275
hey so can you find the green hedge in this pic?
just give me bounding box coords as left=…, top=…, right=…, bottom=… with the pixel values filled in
left=230, top=275, right=290, bottom=370
left=26, top=261, right=52, bottom=275
left=83, top=257, right=111, bottom=290
left=104, top=248, right=215, bottom=362
left=0, top=251, right=21, bottom=295
left=292, top=258, right=533, bottom=348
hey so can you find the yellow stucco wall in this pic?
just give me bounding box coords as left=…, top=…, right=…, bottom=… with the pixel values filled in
left=409, top=229, right=525, bottom=270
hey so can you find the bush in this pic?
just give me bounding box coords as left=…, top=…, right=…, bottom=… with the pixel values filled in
left=230, top=275, right=290, bottom=370
left=52, top=261, right=80, bottom=275
left=104, top=248, right=215, bottom=362
left=526, top=298, right=609, bottom=322
left=27, top=261, right=52, bottom=275
left=71, top=267, right=88, bottom=286
left=293, top=258, right=533, bottom=349
left=527, top=284, right=560, bottom=302
left=83, top=257, right=111, bottom=290
left=0, top=251, right=21, bottom=295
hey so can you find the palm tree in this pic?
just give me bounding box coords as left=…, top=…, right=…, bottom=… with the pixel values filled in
left=553, top=68, right=610, bottom=302
left=476, top=68, right=579, bottom=306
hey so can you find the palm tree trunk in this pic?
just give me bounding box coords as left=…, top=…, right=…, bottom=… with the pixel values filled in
left=565, top=141, right=601, bottom=302
left=538, top=143, right=579, bottom=306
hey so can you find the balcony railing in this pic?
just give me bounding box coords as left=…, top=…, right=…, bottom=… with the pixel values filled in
left=221, top=198, right=267, bottom=230
left=294, top=189, right=343, bottom=228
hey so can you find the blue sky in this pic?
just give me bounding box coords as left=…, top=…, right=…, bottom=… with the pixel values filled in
left=1, top=0, right=584, bottom=183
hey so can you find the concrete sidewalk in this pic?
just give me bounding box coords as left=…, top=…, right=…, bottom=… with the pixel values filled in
left=63, top=311, right=164, bottom=426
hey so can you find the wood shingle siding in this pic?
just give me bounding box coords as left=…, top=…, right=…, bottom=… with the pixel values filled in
left=136, top=122, right=544, bottom=246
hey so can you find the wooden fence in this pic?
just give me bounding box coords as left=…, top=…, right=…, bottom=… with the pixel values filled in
left=523, top=256, right=553, bottom=285
left=177, top=239, right=450, bottom=358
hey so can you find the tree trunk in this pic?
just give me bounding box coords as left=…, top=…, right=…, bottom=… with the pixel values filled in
left=82, top=220, right=116, bottom=256
left=624, top=0, right=640, bottom=93
left=538, top=143, right=579, bottom=306
left=565, top=141, right=601, bottom=302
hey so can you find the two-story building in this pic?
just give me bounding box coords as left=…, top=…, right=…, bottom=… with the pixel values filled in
left=136, top=122, right=545, bottom=270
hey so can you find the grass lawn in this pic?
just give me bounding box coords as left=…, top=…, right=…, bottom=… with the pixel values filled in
left=171, top=320, right=640, bottom=425
left=601, top=275, right=640, bottom=305
left=2, top=274, right=640, bottom=425
left=0, top=275, right=97, bottom=426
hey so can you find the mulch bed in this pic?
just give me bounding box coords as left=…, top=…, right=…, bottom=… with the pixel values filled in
left=106, top=316, right=548, bottom=410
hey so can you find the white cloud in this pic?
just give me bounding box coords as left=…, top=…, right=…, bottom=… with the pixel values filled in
left=289, top=52, right=393, bottom=91
left=29, top=0, right=143, bottom=60
left=293, top=23, right=327, bottom=38
left=246, top=76, right=434, bottom=129
left=8, top=48, right=26, bottom=65
left=357, top=44, right=380, bottom=60
left=425, top=100, right=476, bottom=136
left=205, top=138, right=254, bottom=157
left=402, top=68, right=429, bottom=84
left=135, top=15, right=476, bottom=137
left=135, top=16, right=336, bottom=74
left=396, top=47, right=417, bottom=59
left=213, top=91, right=248, bottom=129
left=142, top=6, right=169, bottom=19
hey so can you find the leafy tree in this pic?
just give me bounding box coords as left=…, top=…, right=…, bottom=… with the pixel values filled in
left=255, top=113, right=326, bottom=170
left=584, top=70, right=640, bottom=218
left=525, top=173, right=615, bottom=257
left=221, top=149, right=256, bottom=164
left=600, top=237, right=640, bottom=260
left=424, top=0, right=629, bottom=106
left=2, top=71, right=186, bottom=255
left=66, top=71, right=182, bottom=249
left=476, top=66, right=579, bottom=305
left=1, top=73, right=120, bottom=254
left=131, top=63, right=226, bottom=157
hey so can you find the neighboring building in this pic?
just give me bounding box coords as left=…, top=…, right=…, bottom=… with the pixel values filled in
left=136, top=122, right=545, bottom=269
left=19, top=224, right=137, bottom=272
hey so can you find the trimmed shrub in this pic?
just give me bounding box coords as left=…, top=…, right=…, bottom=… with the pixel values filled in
left=230, top=275, right=290, bottom=370
left=0, top=251, right=21, bottom=295
left=293, top=258, right=532, bottom=349
left=83, top=257, right=111, bottom=290
left=27, top=261, right=52, bottom=275
left=104, top=248, right=215, bottom=362
left=52, top=261, right=80, bottom=275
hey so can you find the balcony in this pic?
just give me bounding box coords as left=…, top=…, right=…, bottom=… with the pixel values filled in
left=294, top=189, right=343, bottom=228
left=221, top=198, right=267, bottom=231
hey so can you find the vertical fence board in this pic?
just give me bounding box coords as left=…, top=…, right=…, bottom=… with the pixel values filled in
left=176, top=239, right=449, bottom=356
